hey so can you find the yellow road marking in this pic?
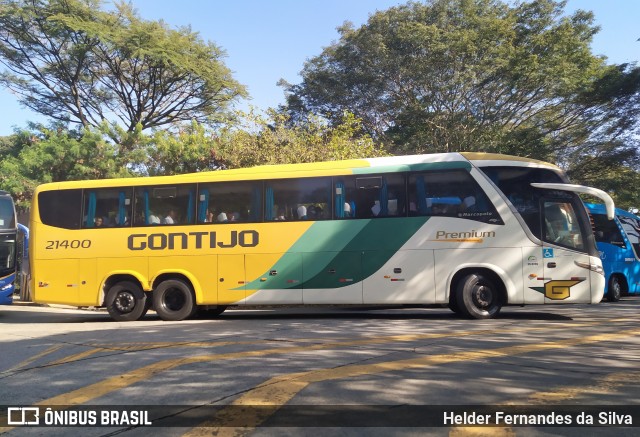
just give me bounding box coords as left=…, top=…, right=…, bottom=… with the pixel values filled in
left=1, top=316, right=636, bottom=435
left=34, top=328, right=509, bottom=406
left=183, top=331, right=638, bottom=436
left=13, top=316, right=636, bottom=372
left=16, top=317, right=639, bottom=407
left=46, top=348, right=107, bottom=366
left=3, top=345, right=63, bottom=373
left=525, top=371, right=640, bottom=404
left=450, top=370, right=640, bottom=437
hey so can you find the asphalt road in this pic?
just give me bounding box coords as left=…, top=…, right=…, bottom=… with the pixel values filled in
left=1, top=297, right=639, bottom=436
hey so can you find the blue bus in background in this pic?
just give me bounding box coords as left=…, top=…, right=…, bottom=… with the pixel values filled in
left=587, top=203, right=640, bottom=302
left=0, top=191, right=17, bottom=304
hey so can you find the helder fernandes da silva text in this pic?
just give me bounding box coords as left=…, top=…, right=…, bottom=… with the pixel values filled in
left=444, top=411, right=633, bottom=426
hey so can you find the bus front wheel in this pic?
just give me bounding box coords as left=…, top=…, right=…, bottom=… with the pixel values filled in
left=455, top=273, right=502, bottom=319
left=607, top=276, right=622, bottom=302
left=153, top=279, right=196, bottom=321
left=106, top=281, right=150, bottom=322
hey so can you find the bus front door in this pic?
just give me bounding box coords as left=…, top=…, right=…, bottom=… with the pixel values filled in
left=541, top=199, right=592, bottom=303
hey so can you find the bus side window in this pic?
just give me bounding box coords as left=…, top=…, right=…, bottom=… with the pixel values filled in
left=82, top=188, right=132, bottom=228
left=38, top=190, right=82, bottom=230
left=267, top=177, right=332, bottom=221
left=408, top=170, right=502, bottom=224
left=593, top=214, right=625, bottom=247
left=132, top=185, right=196, bottom=226
left=199, top=180, right=263, bottom=224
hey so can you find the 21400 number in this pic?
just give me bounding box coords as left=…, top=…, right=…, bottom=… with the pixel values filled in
left=45, top=240, right=92, bottom=250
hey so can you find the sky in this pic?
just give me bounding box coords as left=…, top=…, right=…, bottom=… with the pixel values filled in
left=0, top=0, right=638, bottom=136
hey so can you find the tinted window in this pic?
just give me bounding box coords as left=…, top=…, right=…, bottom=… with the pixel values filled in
left=133, top=184, right=197, bottom=226
left=82, top=188, right=133, bottom=228
left=334, top=174, right=405, bottom=219
left=0, top=234, right=16, bottom=277
left=408, top=170, right=502, bottom=224
left=592, top=214, right=625, bottom=247
left=38, top=190, right=82, bottom=229
left=480, top=167, right=564, bottom=235
left=543, top=200, right=585, bottom=251
left=266, top=177, right=332, bottom=221
left=618, top=215, right=640, bottom=258
left=0, top=196, right=15, bottom=230
left=198, top=181, right=263, bottom=223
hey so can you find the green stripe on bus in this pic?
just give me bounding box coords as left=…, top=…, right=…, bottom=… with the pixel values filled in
left=244, top=217, right=429, bottom=290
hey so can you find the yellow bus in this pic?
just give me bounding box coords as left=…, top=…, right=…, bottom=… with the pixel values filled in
left=29, top=153, right=614, bottom=321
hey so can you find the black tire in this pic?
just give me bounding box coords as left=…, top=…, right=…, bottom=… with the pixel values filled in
left=607, top=276, right=622, bottom=302
left=455, top=273, right=502, bottom=319
left=106, top=281, right=150, bottom=322
left=153, top=279, right=195, bottom=321
left=447, top=294, right=461, bottom=314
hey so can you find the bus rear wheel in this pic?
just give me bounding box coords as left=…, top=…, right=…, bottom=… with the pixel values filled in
left=455, top=273, right=502, bottom=319
left=153, top=279, right=196, bottom=321
left=607, top=276, right=622, bottom=302
left=106, top=281, right=150, bottom=322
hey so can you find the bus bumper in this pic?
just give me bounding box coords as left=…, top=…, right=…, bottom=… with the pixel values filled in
left=0, top=286, right=13, bottom=305
left=0, top=273, right=15, bottom=305
left=590, top=256, right=606, bottom=303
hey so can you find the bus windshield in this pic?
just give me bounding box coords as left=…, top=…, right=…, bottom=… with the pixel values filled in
left=0, top=234, right=16, bottom=277
left=0, top=196, right=16, bottom=230
left=479, top=166, right=595, bottom=254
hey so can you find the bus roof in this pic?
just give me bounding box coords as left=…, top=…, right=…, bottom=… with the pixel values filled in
left=585, top=203, right=638, bottom=219
left=460, top=152, right=561, bottom=170
left=34, top=152, right=561, bottom=192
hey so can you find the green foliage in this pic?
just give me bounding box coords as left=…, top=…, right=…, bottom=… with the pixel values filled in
left=0, top=110, right=385, bottom=207
left=145, top=122, right=221, bottom=176
left=0, top=125, right=135, bottom=207
left=212, top=109, right=387, bottom=168
left=0, top=0, right=246, bottom=131
left=283, top=0, right=605, bottom=158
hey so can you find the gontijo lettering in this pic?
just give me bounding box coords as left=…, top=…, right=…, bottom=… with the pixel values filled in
left=127, top=230, right=259, bottom=250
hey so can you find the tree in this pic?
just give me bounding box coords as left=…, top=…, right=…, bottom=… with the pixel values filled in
left=0, top=0, right=246, bottom=133
left=211, top=109, right=387, bottom=169
left=145, top=109, right=386, bottom=174
left=0, top=125, right=135, bottom=207
left=564, top=63, right=640, bottom=209
left=282, top=0, right=607, bottom=158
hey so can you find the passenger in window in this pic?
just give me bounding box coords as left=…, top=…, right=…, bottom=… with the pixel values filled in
left=217, top=212, right=228, bottom=223
left=163, top=209, right=177, bottom=225
left=114, top=214, right=129, bottom=226
left=371, top=202, right=381, bottom=217
left=149, top=211, right=161, bottom=225
left=460, top=194, right=477, bottom=211
left=229, top=212, right=241, bottom=222
left=297, top=205, right=307, bottom=220
left=94, top=217, right=105, bottom=228
left=344, top=202, right=352, bottom=217
left=204, top=209, right=214, bottom=223
left=134, top=210, right=145, bottom=226
left=275, top=209, right=286, bottom=221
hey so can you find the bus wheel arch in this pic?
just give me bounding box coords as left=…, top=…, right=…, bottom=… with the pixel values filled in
left=152, top=274, right=197, bottom=321
left=104, top=277, right=150, bottom=322
left=607, top=274, right=626, bottom=302
left=450, top=268, right=507, bottom=319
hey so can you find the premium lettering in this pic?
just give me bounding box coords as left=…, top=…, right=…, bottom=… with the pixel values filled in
left=128, top=230, right=259, bottom=250
left=435, top=230, right=496, bottom=240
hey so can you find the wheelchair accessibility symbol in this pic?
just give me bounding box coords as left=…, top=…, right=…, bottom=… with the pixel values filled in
left=543, top=248, right=554, bottom=258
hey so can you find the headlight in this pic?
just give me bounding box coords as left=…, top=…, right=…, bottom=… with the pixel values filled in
left=0, top=283, right=12, bottom=291
left=575, top=261, right=604, bottom=276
